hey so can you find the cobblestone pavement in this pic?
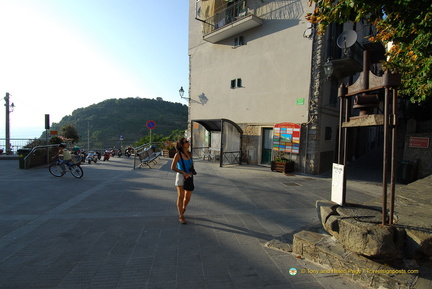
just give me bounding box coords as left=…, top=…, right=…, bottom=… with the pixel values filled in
left=0, top=156, right=385, bottom=289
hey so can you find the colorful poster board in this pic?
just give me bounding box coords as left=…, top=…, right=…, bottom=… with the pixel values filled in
left=273, top=122, right=301, bottom=154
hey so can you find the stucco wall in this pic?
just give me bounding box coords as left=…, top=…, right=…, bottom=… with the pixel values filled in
left=188, top=0, right=314, bottom=125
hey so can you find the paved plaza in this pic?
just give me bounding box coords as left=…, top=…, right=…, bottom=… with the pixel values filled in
left=0, top=156, right=385, bottom=288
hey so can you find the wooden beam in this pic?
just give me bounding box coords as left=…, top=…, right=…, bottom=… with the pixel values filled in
left=342, top=114, right=384, bottom=128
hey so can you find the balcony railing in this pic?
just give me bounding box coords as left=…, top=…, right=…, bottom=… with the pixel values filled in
left=329, top=41, right=364, bottom=79
left=200, top=0, right=263, bottom=43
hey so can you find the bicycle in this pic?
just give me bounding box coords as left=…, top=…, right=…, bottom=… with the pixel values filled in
left=49, top=159, right=84, bottom=178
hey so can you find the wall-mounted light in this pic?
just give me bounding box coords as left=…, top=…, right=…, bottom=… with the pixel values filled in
left=179, top=86, right=186, bottom=99
left=179, top=86, right=206, bottom=104
left=323, top=59, right=334, bottom=78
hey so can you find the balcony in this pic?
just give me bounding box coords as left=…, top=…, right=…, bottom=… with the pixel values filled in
left=329, top=41, right=364, bottom=79
left=200, top=0, right=263, bottom=43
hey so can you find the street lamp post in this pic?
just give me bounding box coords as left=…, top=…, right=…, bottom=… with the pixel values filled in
left=4, top=92, right=15, bottom=155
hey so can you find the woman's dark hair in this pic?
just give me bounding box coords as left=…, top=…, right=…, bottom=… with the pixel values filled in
left=175, top=138, right=187, bottom=152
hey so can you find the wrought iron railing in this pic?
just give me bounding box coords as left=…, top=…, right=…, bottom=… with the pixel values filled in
left=331, top=41, right=364, bottom=67
left=222, top=151, right=241, bottom=166
left=202, top=0, right=252, bottom=34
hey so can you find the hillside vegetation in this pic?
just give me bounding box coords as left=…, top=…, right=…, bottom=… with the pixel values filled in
left=46, top=97, right=188, bottom=149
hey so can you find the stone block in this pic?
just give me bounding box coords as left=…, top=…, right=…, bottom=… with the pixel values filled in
left=293, top=230, right=419, bottom=289
left=316, top=201, right=404, bottom=259
left=337, top=218, right=404, bottom=259
left=292, top=230, right=327, bottom=263
left=405, top=229, right=432, bottom=258
left=316, top=200, right=338, bottom=226
left=323, top=214, right=340, bottom=238
left=336, top=205, right=383, bottom=223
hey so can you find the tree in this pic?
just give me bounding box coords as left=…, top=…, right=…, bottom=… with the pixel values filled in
left=61, top=124, right=80, bottom=143
left=167, top=129, right=185, bottom=142
left=306, top=0, right=432, bottom=103
left=134, top=132, right=166, bottom=147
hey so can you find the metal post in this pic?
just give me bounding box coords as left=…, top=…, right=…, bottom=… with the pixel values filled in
left=219, top=120, right=224, bottom=167
left=389, top=88, right=397, bottom=224
left=338, top=84, right=347, bottom=205
left=87, top=122, right=90, bottom=152
left=4, top=93, right=11, bottom=155
left=337, top=85, right=346, bottom=165
left=362, top=50, right=370, bottom=90
left=46, top=129, right=49, bottom=163
left=45, top=114, right=50, bottom=163
left=382, top=86, right=390, bottom=225
left=342, top=92, right=350, bottom=206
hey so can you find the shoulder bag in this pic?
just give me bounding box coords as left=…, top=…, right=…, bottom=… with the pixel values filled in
left=179, top=153, right=195, bottom=191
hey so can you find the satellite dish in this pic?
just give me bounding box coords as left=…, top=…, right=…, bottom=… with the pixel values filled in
left=337, top=30, right=357, bottom=54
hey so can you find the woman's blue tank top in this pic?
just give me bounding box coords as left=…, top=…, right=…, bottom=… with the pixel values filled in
left=177, top=154, right=193, bottom=173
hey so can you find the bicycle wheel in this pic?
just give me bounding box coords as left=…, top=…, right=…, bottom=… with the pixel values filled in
left=49, top=163, right=64, bottom=177
left=70, top=165, right=83, bottom=178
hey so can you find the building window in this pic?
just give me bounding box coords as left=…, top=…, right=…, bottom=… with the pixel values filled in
left=230, top=79, right=236, bottom=89
left=231, top=78, right=243, bottom=89
left=237, top=78, right=242, bottom=87
left=329, top=78, right=338, bottom=106
left=234, top=36, right=244, bottom=48
left=325, top=127, right=332, bottom=140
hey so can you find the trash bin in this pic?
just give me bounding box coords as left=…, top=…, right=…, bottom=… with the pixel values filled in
left=398, top=160, right=417, bottom=184
left=18, top=148, right=32, bottom=169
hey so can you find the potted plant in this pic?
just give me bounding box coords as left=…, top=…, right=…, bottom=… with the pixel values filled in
left=271, top=157, right=295, bottom=173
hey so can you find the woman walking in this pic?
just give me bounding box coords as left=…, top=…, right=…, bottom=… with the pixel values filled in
left=171, top=138, right=194, bottom=224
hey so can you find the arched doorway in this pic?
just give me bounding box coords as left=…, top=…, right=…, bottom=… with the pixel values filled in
left=191, top=119, right=243, bottom=167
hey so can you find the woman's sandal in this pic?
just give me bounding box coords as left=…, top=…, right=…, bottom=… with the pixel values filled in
left=179, top=216, right=187, bottom=224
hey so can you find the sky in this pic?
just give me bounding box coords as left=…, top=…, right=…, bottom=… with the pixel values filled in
left=0, top=0, right=189, bottom=139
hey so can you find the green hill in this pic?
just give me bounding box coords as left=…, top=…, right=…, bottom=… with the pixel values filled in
left=46, top=97, right=188, bottom=149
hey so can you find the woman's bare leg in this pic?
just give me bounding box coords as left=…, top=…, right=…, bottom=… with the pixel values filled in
left=177, top=186, right=187, bottom=223
left=183, top=190, right=193, bottom=213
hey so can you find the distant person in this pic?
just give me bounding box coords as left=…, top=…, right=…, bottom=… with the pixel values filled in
left=171, top=138, right=195, bottom=224
left=52, top=143, right=72, bottom=175
left=125, top=147, right=132, bottom=157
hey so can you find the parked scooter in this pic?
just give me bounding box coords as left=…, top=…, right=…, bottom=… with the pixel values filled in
left=103, top=151, right=111, bottom=161
left=86, top=151, right=98, bottom=164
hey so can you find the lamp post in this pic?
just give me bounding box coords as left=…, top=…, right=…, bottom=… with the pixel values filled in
left=4, top=92, right=15, bottom=155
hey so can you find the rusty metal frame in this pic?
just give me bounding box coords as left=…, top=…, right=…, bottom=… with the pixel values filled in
left=338, top=50, right=401, bottom=225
